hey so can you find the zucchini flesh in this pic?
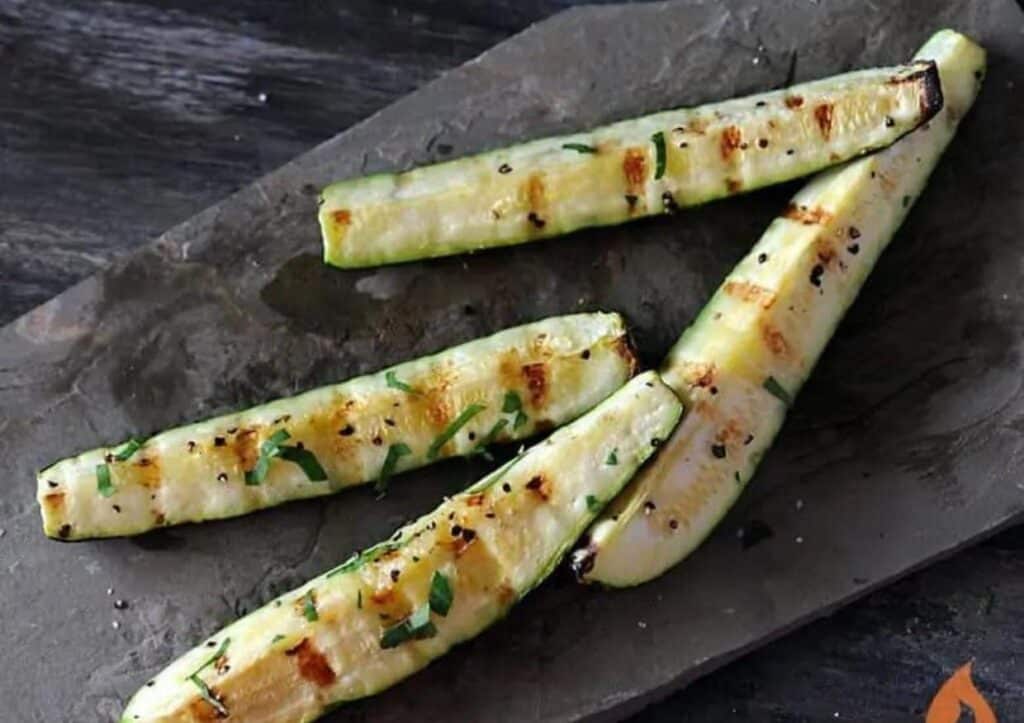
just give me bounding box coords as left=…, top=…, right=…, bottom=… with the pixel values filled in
left=575, top=31, right=985, bottom=587
left=38, top=313, right=637, bottom=540
left=120, top=372, right=682, bottom=722
left=320, top=62, right=942, bottom=268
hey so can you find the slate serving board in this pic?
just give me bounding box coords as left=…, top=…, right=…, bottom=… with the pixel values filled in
left=1, top=0, right=1022, bottom=720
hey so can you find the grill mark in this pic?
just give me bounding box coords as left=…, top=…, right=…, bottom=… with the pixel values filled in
left=286, top=639, right=337, bottom=687
left=622, top=148, right=647, bottom=192
left=521, top=362, right=548, bottom=407
left=719, top=126, right=742, bottom=160
left=814, top=103, right=834, bottom=139
left=782, top=203, right=832, bottom=225
left=761, top=322, right=791, bottom=357
left=723, top=280, right=777, bottom=309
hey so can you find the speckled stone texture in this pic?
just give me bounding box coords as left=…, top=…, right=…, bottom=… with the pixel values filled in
left=0, top=1, right=1022, bottom=721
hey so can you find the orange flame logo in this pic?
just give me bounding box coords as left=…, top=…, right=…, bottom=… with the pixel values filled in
left=926, top=661, right=996, bottom=723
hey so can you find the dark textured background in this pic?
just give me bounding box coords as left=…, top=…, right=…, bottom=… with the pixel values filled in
left=1, top=1, right=1023, bottom=720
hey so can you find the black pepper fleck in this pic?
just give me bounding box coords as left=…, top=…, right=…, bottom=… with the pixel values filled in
left=384, top=418, right=396, bottom=427
left=461, top=528, right=477, bottom=543
left=885, top=116, right=895, bottom=127
left=451, top=525, right=463, bottom=536
left=662, top=191, right=679, bottom=214
left=498, top=163, right=512, bottom=174
left=58, top=524, right=71, bottom=539
left=757, top=138, right=769, bottom=149
left=502, top=482, right=512, bottom=493
left=217, top=472, right=228, bottom=482
left=112, top=505, right=121, bottom=513
left=527, top=212, right=546, bottom=228
left=756, top=100, right=766, bottom=107
left=372, top=436, right=383, bottom=446
left=644, top=501, right=657, bottom=513
left=651, top=438, right=662, bottom=448
left=678, top=141, right=689, bottom=149
left=848, top=243, right=860, bottom=255
left=757, top=252, right=768, bottom=264
left=390, top=569, right=400, bottom=583
left=624, top=194, right=638, bottom=208
left=848, top=226, right=861, bottom=239
left=581, top=349, right=591, bottom=360
left=710, top=386, right=718, bottom=395
left=669, top=519, right=679, bottom=530
left=214, top=437, right=226, bottom=447
left=47, top=480, right=58, bottom=488
left=744, top=434, right=754, bottom=445
left=810, top=264, right=825, bottom=287
left=902, top=195, right=911, bottom=208
left=339, top=425, right=355, bottom=436
left=786, top=148, right=795, bottom=155
left=711, top=444, right=727, bottom=459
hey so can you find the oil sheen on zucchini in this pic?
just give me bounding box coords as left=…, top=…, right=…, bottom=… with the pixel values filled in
left=574, top=31, right=985, bottom=587
left=320, top=62, right=942, bottom=268
left=120, top=372, right=682, bottom=722
left=38, top=313, right=637, bottom=541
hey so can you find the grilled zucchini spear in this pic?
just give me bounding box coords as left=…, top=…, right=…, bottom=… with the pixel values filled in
left=320, top=62, right=942, bottom=268
left=120, top=372, right=681, bottom=722
left=38, top=313, right=637, bottom=540
left=574, top=31, right=984, bottom=587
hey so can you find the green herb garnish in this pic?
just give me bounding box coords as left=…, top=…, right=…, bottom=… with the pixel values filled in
left=327, top=541, right=402, bottom=578
left=376, top=443, right=412, bottom=497
left=96, top=464, right=114, bottom=498
left=502, top=391, right=528, bottom=430
left=585, top=495, right=603, bottom=513
left=187, top=637, right=230, bottom=717
left=380, top=602, right=437, bottom=649
left=385, top=370, right=415, bottom=393
left=271, top=634, right=286, bottom=644
left=605, top=448, right=619, bottom=466
left=427, top=404, right=486, bottom=460
left=562, top=142, right=598, bottom=154
left=429, top=571, right=454, bottom=617
left=113, top=437, right=144, bottom=462
left=762, top=376, right=793, bottom=406
left=471, top=418, right=508, bottom=460
left=279, top=445, right=328, bottom=482
left=246, top=429, right=327, bottom=484
left=357, top=589, right=362, bottom=609
left=302, top=590, right=318, bottom=622
left=652, top=131, right=667, bottom=179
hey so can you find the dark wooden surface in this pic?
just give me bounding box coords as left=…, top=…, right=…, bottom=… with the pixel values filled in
left=2, top=1, right=1021, bottom=719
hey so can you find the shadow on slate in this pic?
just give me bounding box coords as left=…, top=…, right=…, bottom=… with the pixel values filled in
left=0, top=1, right=1022, bottom=721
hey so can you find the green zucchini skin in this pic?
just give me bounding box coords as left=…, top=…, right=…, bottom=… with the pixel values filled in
left=38, top=313, right=638, bottom=540
left=119, top=372, right=682, bottom=722
left=575, top=31, right=985, bottom=587
left=320, top=62, right=942, bottom=268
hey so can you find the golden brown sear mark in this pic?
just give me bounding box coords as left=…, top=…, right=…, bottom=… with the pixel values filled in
left=43, top=492, right=65, bottom=510
left=622, top=148, right=647, bottom=191
left=784, top=95, right=804, bottom=109
left=520, top=362, right=547, bottom=407
left=720, top=126, right=742, bottom=160
left=525, top=474, right=552, bottom=501
left=612, top=334, right=639, bottom=376
left=726, top=178, right=743, bottom=194
left=723, top=280, right=777, bottom=309
left=286, top=639, right=337, bottom=687
left=814, top=103, right=834, bottom=139
left=761, top=322, right=791, bottom=357
left=782, top=203, right=832, bottom=225
left=331, top=209, right=351, bottom=226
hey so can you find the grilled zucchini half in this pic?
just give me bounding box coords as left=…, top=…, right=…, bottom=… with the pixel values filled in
left=120, top=372, right=682, bottom=722
left=574, top=31, right=985, bottom=586
left=320, top=62, right=942, bottom=268
left=39, top=313, right=637, bottom=540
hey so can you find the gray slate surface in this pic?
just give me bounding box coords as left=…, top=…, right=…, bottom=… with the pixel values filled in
left=1, top=1, right=1023, bottom=721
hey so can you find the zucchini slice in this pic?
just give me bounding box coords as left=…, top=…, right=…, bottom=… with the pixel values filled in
left=574, top=31, right=985, bottom=587
left=120, top=372, right=682, bottom=722
left=320, top=62, right=942, bottom=268
left=38, top=313, right=638, bottom=540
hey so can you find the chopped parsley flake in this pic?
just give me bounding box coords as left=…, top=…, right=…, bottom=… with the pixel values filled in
left=376, top=442, right=412, bottom=497
left=429, top=571, right=454, bottom=617
left=651, top=131, right=667, bottom=179
left=427, top=404, right=486, bottom=460
left=96, top=464, right=114, bottom=498
left=562, top=142, right=597, bottom=154
left=605, top=448, right=619, bottom=466
left=302, top=591, right=318, bottom=622
left=113, top=438, right=144, bottom=462
left=385, top=370, right=415, bottom=393
left=502, top=391, right=528, bottom=430
left=187, top=637, right=230, bottom=717
left=246, top=429, right=327, bottom=484
left=380, top=602, right=436, bottom=649
left=762, top=376, right=793, bottom=406
left=585, top=495, right=602, bottom=513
